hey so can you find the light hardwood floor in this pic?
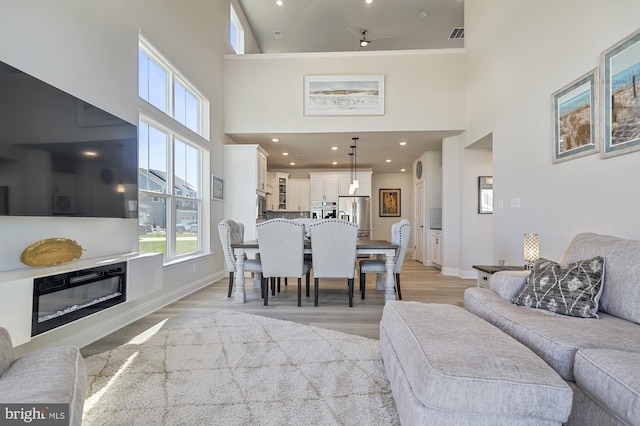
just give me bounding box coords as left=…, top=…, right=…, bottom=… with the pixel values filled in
left=80, top=259, right=476, bottom=357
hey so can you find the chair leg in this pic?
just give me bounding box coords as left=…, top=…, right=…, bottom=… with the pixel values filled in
left=360, top=272, right=366, bottom=299
left=314, top=278, right=319, bottom=307
left=348, top=278, right=354, bottom=307
left=306, top=273, right=310, bottom=297
left=263, top=277, right=269, bottom=306
left=271, top=277, right=276, bottom=296
left=297, top=277, right=302, bottom=307
left=285, top=277, right=288, bottom=286
left=395, top=273, right=402, bottom=300
left=277, top=277, right=281, bottom=293
left=228, top=272, right=234, bottom=298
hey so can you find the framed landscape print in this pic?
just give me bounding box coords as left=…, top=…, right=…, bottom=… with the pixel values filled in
left=602, top=28, right=640, bottom=158
left=552, top=69, right=598, bottom=163
left=304, top=75, right=385, bottom=116
left=379, top=188, right=401, bottom=217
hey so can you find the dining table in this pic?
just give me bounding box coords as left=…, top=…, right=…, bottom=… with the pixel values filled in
left=230, top=239, right=399, bottom=304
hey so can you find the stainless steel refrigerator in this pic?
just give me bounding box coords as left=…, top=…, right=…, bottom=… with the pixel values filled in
left=338, top=196, right=371, bottom=240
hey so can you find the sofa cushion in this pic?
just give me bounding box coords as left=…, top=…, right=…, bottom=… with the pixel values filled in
left=380, top=301, right=572, bottom=424
left=559, top=232, right=640, bottom=324
left=574, top=349, right=640, bottom=425
left=465, top=287, right=640, bottom=381
left=0, top=328, right=13, bottom=377
left=0, top=346, right=87, bottom=426
left=513, top=256, right=604, bottom=318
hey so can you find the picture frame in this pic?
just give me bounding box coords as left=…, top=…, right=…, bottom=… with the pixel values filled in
left=478, top=176, right=493, bottom=214
left=211, top=176, right=223, bottom=201
left=602, top=28, right=640, bottom=158
left=304, top=75, right=385, bottom=116
left=379, top=188, right=401, bottom=217
left=552, top=68, right=599, bottom=163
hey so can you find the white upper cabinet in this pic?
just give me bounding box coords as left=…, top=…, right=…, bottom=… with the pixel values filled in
left=310, top=171, right=372, bottom=202
left=287, top=179, right=310, bottom=211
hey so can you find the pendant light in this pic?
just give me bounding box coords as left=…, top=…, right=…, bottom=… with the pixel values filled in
left=351, top=137, right=359, bottom=190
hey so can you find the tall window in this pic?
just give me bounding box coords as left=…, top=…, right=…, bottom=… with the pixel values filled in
left=230, top=4, right=245, bottom=54
left=138, top=35, right=209, bottom=261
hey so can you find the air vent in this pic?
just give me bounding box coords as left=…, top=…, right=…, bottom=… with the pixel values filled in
left=449, top=27, right=464, bottom=40
left=274, top=31, right=283, bottom=40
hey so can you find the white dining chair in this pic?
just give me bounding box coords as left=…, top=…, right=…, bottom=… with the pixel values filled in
left=218, top=219, right=262, bottom=298
left=309, top=219, right=359, bottom=307
left=256, top=219, right=311, bottom=306
left=359, top=219, right=411, bottom=300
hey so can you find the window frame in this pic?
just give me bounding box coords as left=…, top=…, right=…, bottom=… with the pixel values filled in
left=230, top=4, right=245, bottom=54
left=138, top=35, right=210, bottom=262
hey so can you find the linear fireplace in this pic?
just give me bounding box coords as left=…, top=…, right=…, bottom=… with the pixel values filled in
left=32, top=262, right=127, bottom=336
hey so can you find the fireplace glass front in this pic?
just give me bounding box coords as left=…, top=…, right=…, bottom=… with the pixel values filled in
left=32, top=262, right=127, bottom=336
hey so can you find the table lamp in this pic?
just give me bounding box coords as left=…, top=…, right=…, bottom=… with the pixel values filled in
left=523, top=233, right=539, bottom=269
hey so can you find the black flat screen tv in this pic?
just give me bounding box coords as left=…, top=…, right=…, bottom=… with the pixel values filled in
left=0, top=59, right=137, bottom=218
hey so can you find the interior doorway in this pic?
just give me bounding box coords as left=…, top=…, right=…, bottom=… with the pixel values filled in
left=414, top=180, right=425, bottom=263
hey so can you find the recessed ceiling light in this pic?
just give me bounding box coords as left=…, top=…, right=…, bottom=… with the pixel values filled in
left=420, top=10, right=428, bottom=18
left=332, top=161, right=338, bottom=165
left=366, top=0, right=373, bottom=4
left=282, top=152, right=288, bottom=156
left=386, top=159, right=392, bottom=163
left=271, top=138, right=279, bottom=142
left=331, top=146, right=338, bottom=150
left=289, top=162, right=295, bottom=165
left=399, top=141, right=407, bottom=146
left=401, top=168, right=406, bottom=172
left=276, top=0, right=283, bottom=6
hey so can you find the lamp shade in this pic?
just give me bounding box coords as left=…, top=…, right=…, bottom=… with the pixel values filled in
left=523, top=233, right=539, bottom=269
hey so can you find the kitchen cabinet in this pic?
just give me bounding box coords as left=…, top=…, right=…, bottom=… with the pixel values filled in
left=287, top=179, right=310, bottom=212
left=309, top=170, right=372, bottom=202
left=223, top=144, right=269, bottom=240
left=275, top=173, right=289, bottom=210
left=431, top=230, right=443, bottom=267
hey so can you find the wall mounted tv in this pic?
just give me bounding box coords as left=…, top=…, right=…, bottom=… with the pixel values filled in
left=0, top=60, right=137, bottom=218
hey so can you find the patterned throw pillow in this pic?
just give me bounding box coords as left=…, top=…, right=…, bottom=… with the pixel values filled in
left=513, top=256, right=605, bottom=318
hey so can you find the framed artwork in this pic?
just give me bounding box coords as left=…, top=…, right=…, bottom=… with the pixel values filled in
left=602, top=28, right=640, bottom=158
left=212, top=176, right=223, bottom=200
left=379, top=188, right=401, bottom=217
left=304, top=75, right=385, bottom=116
left=552, top=68, right=598, bottom=163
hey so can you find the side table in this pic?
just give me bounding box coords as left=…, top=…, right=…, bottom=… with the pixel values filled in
left=472, top=265, right=527, bottom=289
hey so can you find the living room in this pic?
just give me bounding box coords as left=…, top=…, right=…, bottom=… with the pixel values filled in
left=2, top=0, right=640, bottom=424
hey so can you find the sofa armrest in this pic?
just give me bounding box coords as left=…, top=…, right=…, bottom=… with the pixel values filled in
left=490, top=270, right=531, bottom=301
left=0, top=327, right=14, bottom=376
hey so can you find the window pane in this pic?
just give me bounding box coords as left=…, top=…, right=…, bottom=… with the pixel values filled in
left=230, top=21, right=238, bottom=53
left=174, top=81, right=200, bottom=134
left=148, top=57, right=168, bottom=113
left=174, top=139, right=199, bottom=199
left=138, top=122, right=168, bottom=194
left=138, top=50, right=149, bottom=100
left=176, top=202, right=199, bottom=256
left=139, top=194, right=167, bottom=257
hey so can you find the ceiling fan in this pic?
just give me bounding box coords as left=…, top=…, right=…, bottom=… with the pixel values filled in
left=346, top=28, right=391, bottom=48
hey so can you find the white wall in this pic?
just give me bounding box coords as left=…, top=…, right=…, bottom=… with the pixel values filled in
left=0, top=0, right=233, bottom=353
left=461, top=0, right=640, bottom=266
left=224, top=50, right=467, bottom=135
left=371, top=173, right=413, bottom=242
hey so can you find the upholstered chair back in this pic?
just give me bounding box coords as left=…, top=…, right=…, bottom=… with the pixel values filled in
left=391, top=219, right=412, bottom=273
left=257, top=219, right=307, bottom=278
left=218, top=219, right=244, bottom=272
left=310, top=219, right=359, bottom=279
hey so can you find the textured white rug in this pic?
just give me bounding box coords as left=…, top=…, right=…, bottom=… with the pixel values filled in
left=83, top=311, right=399, bottom=425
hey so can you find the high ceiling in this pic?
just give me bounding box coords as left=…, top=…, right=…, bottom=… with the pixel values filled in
left=229, top=0, right=465, bottom=173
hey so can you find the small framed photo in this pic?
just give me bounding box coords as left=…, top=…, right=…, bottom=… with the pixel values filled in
left=211, top=176, right=223, bottom=201
left=601, top=28, right=640, bottom=158
left=379, top=188, right=401, bottom=217
left=552, top=68, right=599, bottom=163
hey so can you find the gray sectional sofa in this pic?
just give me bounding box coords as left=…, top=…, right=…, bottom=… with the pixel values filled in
left=0, top=327, right=87, bottom=426
left=465, top=232, right=640, bottom=425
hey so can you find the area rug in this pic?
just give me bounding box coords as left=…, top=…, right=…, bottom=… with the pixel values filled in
left=82, top=311, right=399, bottom=425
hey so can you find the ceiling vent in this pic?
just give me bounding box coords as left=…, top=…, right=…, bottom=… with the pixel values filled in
left=449, top=27, right=464, bottom=40
left=274, top=31, right=283, bottom=40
